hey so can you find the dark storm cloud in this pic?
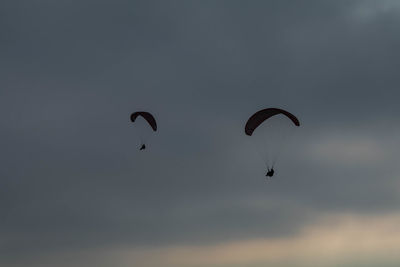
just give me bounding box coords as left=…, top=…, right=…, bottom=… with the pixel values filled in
left=1, top=0, right=400, bottom=263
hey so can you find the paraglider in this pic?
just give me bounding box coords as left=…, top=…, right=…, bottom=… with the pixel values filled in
left=245, top=108, right=300, bottom=178
left=266, top=168, right=274, bottom=177
left=245, top=108, right=299, bottom=136
left=130, top=111, right=157, bottom=150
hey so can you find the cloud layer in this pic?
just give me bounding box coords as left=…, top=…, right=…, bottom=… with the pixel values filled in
left=1, top=0, right=400, bottom=266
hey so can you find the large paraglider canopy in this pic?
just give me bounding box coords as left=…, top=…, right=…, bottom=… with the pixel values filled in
left=244, top=108, right=300, bottom=174
left=245, top=108, right=299, bottom=136
left=130, top=111, right=157, bottom=132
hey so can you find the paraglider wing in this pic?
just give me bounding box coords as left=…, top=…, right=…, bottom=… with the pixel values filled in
left=245, top=108, right=299, bottom=136
left=130, top=112, right=157, bottom=131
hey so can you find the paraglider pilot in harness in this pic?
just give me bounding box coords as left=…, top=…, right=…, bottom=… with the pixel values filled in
left=266, top=168, right=274, bottom=177
left=140, top=144, right=146, bottom=150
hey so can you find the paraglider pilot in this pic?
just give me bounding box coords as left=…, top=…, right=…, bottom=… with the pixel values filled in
left=140, top=144, right=146, bottom=150
left=266, top=168, right=274, bottom=177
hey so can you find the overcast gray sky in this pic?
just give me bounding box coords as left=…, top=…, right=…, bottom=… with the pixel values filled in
left=2, top=1, right=400, bottom=266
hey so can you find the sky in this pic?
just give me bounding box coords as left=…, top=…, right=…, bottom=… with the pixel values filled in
left=1, top=1, right=400, bottom=266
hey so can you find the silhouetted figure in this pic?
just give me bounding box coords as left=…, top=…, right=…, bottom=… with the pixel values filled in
left=140, top=144, right=146, bottom=150
left=266, top=168, right=274, bottom=177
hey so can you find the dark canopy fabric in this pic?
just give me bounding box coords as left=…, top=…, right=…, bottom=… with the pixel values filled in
left=130, top=112, right=157, bottom=131
left=245, top=108, right=300, bottom=136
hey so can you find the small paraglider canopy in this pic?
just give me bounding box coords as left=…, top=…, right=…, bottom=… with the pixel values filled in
left=245, top=108, right=299, bottom=136
left=130, top=111, right=157, bottom=150
left=130, top=111, right=157, bottom=132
